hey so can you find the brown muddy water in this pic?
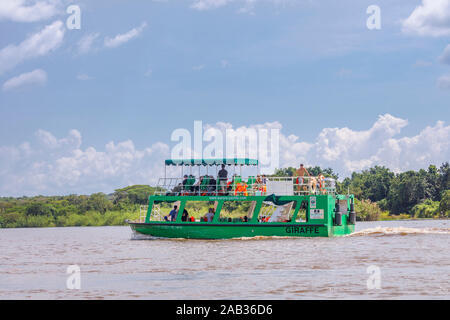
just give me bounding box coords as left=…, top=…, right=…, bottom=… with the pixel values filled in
left=0, top=220, right=448, bottom=299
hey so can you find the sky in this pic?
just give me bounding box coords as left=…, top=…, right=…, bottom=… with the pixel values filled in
left=0, top=0, right=449, bottom=196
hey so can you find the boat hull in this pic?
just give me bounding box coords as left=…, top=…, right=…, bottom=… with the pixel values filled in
left=129, top=221, right=355, bottom=239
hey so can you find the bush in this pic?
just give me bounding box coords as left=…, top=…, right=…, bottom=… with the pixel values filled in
left=355, top=199, right=382, bottom=221
left=24, top=215, right=56, bottom=228
left=25, top=202, right=55, bottom=216
left=379, top=211, right=410, bottom=220
left=439, top=190, right=450, bottom=217
left=377, top=198, right=389, bottom=211
left=411, top=199, right=440, bottom=218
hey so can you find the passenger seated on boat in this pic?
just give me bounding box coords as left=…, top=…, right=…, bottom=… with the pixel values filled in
left=207, top=176, right=216, bottom=194
left=233, top=177, right=248, bottom=196
left=255, top=175, right=262, bottom=191
left=182, top=175, right=196, bottom=195
left=199, top=176, right=211, bottom=195
left=226, top=180, right=232, bottom=192
left=189, top=216, right=195, bottom=222
left=181, top=209, right=189, bottom=222
left=181, top=175, right=189, bottom=194
left=254, top=175, right=267, bottom=195
left=192, top=175, right=205, bottom=194
left=228, top=175, right=241, bottom=194
left=192, top=176, right=202, bottom=193
left=317, top=174, right=326, bottom=194
left=242, top=216, right=248, bottom=222
left=204, top=208, right=215, bottom=222
left=170, top=183, right=182, bottom=195
left=164, top=205, right=178, bottom=221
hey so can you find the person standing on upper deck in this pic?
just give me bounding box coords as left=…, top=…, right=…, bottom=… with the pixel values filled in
left=218, top=164, right=228, bottom=193
left=296, top=164, right=310, bottom=177
left=296, top=164, right=311, bottom=192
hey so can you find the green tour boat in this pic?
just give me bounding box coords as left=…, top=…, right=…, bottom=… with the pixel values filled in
left=127, top=158, right=356, bottom=239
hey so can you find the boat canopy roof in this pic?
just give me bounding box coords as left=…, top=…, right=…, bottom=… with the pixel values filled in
left=165, top=158, right=258, bottom=166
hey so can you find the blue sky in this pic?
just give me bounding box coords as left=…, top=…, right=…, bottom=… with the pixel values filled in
left=0, top=0, right=449, bottom=196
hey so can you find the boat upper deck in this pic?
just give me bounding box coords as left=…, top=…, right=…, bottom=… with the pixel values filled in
left=154, top=175, right=336, bottom=197
left=158, top=158, right=337, bottom=197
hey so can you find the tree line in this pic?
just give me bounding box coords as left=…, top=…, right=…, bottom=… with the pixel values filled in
left=0, top=163, right=449, bottom=227
left=0, top=185, right=159, bottom=228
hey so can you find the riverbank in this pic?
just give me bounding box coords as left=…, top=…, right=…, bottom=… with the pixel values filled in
left=0, top=210, right=139, bottom=228
left=0, top=210, right=447, bottom=228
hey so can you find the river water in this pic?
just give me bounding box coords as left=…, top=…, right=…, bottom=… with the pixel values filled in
left=0, top=220, right=448, bottom=299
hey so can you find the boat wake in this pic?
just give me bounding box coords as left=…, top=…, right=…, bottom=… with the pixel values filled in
left=347, top=226, right=450, bottom=237
left=229, top=236, right=292, bottom=241
left=130, top=231, right=165, bottom=240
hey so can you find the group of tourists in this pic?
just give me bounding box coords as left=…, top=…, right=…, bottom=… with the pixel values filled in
left=164, top=204, right=252, bottom=223
left=164, top=205, right=216, bottom=222
left=167, top=163, right=330, bottom=197
left=169, top=164, right=268, bottom=196
left=295, top=164, right=328, bottom=194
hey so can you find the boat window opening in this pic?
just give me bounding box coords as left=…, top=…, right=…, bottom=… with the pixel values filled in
left=150, top=201, right=180, bottom=222
left=182, top=201, right=216, bottom=222
left=258, top=202, right=275, bottom=222
left=295, top=201, right=308, bottom=222
left=219, top=201, right=256, bottom=223
left=258, top=201, right=295, bottom=223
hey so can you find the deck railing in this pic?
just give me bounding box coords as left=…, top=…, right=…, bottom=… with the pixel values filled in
left=153, top=176, right=336, bottom=197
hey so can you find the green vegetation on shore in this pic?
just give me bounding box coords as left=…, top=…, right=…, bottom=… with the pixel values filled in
left=1, top=163, right=449, bottom=228
left=274, top=163, right=449, bottom=221
left=0, top=185, right=158, bottom=228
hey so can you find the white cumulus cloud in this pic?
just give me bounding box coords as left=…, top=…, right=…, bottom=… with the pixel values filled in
left=0, top=0, right=60, bottom=22
left=77, top=33, right=100, bottom=55
left=0, top=129, right=170, bottom=196
left=104, top=22, right=147, bottom=48
left=190, top=0, right=292, bottom=12
left=402, top=0, right=450, bottom=37
left=191, top=0, right=232, bottom=10
left=0, top=20, right=65, bottom=75
left=2, top=69, right=47, bottom=91
left=0, top=115, right=449, bottom=196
